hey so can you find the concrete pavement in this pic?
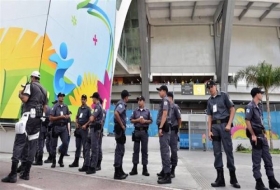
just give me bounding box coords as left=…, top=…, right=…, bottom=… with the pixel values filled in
left=0, top=149, right=279, bottom=190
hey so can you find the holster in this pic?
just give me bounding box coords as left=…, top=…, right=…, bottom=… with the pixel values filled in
left=172, top=125, right=179, bottom=134
left=51, top=127, right=59, bottom=138
left=74, top=129, right=82, bottom=138
left=132, top=131, right=140, bottom=142
left=35, top=104, right=44, bottom=118
left=114, top=124, right=126, bottom=144
left=246, top=127, right=265, bottom=138
left=212, top=136, right=221, bottom=142
left=251, top=137, right=263, bottom=150
left=91, top=123, right=101, bottom=132
left=160, top=122, right=170, bottom=133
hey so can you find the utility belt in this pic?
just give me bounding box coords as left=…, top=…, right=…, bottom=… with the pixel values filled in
left=246, top=126, right=265, bottom=138
left=158, top=122, right=171, bottom=133
left=212, top=117, right=229, bottom=125
left=135, top=126, right=148, bottom=131
left=171, top=125, right=179, bottom=133
left=90, top=123, right=101, bottom=131
left=54, top=122, right=67, bottom=126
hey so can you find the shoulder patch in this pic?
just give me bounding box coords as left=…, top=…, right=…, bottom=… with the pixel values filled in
left=95, top=109, right=98, bottom=112
left=118, top=104, right=123, bottom=108
left=164, top=101, right=168, bottom=105
left=246, top=108, right=250, bottom=113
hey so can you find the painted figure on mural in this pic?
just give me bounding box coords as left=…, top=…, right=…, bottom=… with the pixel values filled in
left=49, top=42, right=82, bottom=97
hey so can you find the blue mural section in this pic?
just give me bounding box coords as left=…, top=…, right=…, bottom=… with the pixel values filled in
left=263, top=111, right=280, bottom=138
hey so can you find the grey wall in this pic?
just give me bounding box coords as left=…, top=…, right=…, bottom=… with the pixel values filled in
left=150, top=25, right=216, bottom=74
left=230, top=26, right=280, bottom=73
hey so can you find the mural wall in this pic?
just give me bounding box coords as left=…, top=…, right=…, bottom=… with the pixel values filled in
left=0, top=0, right=116, bottom=119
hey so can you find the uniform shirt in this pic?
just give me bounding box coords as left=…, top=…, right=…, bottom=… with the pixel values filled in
left=130, top=107, right=153, bottom=128
left=22, top=81, right=47, bottom=113
left=76, top=105, right=91, bottom=125
left=50, top=103, right=70, bottom=124
left=171, top=103, right=181, bottom=127
left=92, top=102, right=103, bottom=124
left=114, top=99, right=127, bottom=126
left=206, top=91, right=234, bottom=120
left=156, top=96, right=171, bottom=125
left=245, top=101, right=263, bottom=128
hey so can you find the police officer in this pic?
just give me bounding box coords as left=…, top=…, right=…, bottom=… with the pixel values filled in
left=96, top=98, right=106, bottom=171
left=69, top=95, right=91, bottom=168
left=167, top=92, right=181, bottom=178
left=2, top=71, right=47, bottom=183
left=156, top=85, right=172, bottom=184
left=44, top=100, right=57, bottom=163
left=113, top=90, right=130, bottom=180
left=129, top=96, right=152, bottom=177
left=85, top=92, right=103, bottom=174
left=49, top=92, right=70, bottom=168
left=33, top=104, right=51, bottom=166
left=206, top=81, right=240, bottom=188
left=245, top=88, right=280, bottom=190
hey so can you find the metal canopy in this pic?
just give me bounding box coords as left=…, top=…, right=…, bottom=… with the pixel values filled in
left=146, top=0, right=280, bottom=26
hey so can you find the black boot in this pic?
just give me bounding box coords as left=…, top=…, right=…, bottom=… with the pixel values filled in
left=268, top=176, right=280, bottom=189
left=69, top=157, right=79, bottom=168
left=44, top=153, right=52, bottom=164
left=170, top=166, right=176, bottom=178
left=19, top=162, right=26, bottom=178
left=1, top=162, right=18, bottom=183
left=142, top=165, right=150, bottom=176
left=86, top=167, right=96, bottom=174
left=157, top=169, right=164, bottom=179
left=120, top=165, right=128, bottom=178
left=211, top=168, right=225, bottom=187
left=51, top=155, right=56, bottom=168
left=255, top=178, right=269, bottom=190
left=20, top=162, right=31, bottom=180
left=129, top=164, right=138, bottom=175
left=58, top=154, right=64, bottom=167
left=33, top=155, right=43, bottom=166
left=17, top=164, right=22, bottom=173
left=78, top=165, right=89, bottom=172
left=230, top=170, right=241, bottom=188
left=157, top=173, right=172, bottom=184
left=114, top=167, right=126, bottom=180
left=96, top=160, right=102, bottom=171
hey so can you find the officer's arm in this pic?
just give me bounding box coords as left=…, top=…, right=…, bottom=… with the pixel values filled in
left=159, top=110, right=167, bottom=129
left=175, top=106, right=182, bottom=127
left=114, top=105, right=125, bottom=129
left=228, top=106, right=235, bottom=127
left=206, top=100, right=212, bottom=133
left=19, top=84, right=31, bottom=103
left=83, top=108, right=91, bottom=126
left=144, top=111, right=152, bottom=124
left=49, top=106, right=64, bottom=121
left=245, top=107, right=255, bottom=136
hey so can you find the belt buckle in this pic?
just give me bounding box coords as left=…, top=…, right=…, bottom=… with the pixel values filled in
left=216, top=120, right=221, bottom=124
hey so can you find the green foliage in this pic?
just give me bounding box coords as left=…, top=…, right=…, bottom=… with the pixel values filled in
left=236, top=143, right=248, bottom=152
left=233, top=61, right=280, bottom=89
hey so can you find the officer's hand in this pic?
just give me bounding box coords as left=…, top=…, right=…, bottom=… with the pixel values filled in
left=65, top=115, right=70, bottom=119
left=208, top=132, right=213, bottom=141
left=121, top=125, right=126, bottom=130
left=252, top=135, right=257, bottom=145
left=82, top=125, right=87, bottom=130
left=158, top=129, right=163, bottom=137
left=225, top=124, right=231, bottom=132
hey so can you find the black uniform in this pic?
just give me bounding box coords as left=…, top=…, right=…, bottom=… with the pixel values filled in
left=50, top=103, right=70, bottom=168
left=2, top=81, right=47, bottom=183
left=129, top=106, right=152, bottom=176
left=207, top=87, right=240, bottom=188
left=245, top=99, right=280, bottom=190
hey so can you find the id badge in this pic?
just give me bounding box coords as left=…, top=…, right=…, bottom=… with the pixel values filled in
left=60, top=111, right=63, bottom=116
left=213, top=104, right=217, bottom=113
left=79, top=113, right=83, bottom=118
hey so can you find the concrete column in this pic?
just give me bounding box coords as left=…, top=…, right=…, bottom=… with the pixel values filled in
left=213, top=22, right=221, bottom=79
left=218, top=0, right=235, bottom=92
left=137, top=0, right=150, bottom=103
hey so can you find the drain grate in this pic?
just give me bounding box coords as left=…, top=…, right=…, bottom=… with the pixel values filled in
left=181, top=157, right=215, bottom=190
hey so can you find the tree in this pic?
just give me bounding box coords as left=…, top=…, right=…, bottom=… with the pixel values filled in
left=233, top=61, right=280, bottom=149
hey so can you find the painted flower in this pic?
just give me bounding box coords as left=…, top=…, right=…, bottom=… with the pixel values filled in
left=97, top=71, right=111, bottom=110
left=69, top=73, right=98, bottom=107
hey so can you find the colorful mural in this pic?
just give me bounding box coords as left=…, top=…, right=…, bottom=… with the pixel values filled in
left=0, top=0, right=116, bottom=119
left=232, top=107, right=280, bottom=140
